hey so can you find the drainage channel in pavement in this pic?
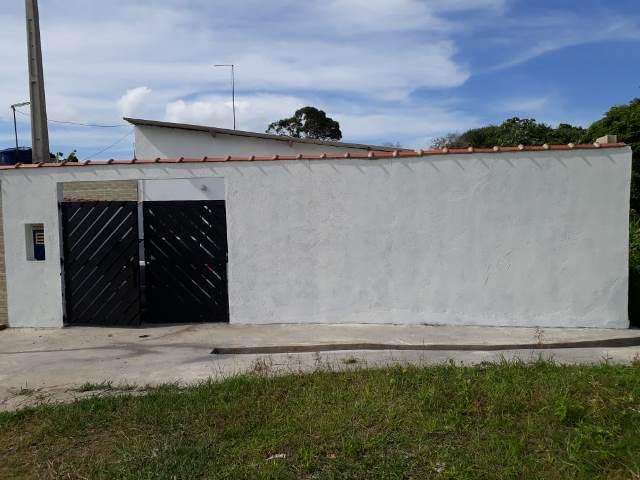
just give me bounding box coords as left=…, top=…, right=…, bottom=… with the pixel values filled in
left=211, top=336, right=640, bottom=355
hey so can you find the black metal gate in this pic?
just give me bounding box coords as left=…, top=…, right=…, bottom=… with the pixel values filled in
left=60, top=202, right=142, bottom=326
left=142, top=201, right=229, bottom=324
left=60, top=200, right=229, bottom=326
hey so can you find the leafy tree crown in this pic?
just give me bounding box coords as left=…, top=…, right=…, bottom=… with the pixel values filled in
left=267, top=107, right=342, bottom=141
left=431, top=117, right=586, bottom=149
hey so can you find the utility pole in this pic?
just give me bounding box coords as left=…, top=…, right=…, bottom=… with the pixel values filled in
left=214, top=64, right=236, bottom=130
left=25, top=0, right=50, bottom=163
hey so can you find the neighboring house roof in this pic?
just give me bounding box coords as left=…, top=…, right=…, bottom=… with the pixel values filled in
left=0, top=143, right=627, bottom=171
left=124, top=117, right=411, bottom=152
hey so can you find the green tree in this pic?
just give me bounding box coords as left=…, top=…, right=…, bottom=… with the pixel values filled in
left=586, top=98, right=640, bottom=210
left=267, top=107, right=342, bottom=140
left=553, top=123, right=588, bottom=144
left=432, top=117, right=585, bottom=148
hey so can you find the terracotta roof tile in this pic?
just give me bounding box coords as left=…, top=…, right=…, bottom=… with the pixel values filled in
left=0, top=143, right=628, bottom=171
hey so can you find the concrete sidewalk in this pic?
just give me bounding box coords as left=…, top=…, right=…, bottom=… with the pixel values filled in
left=1, top=323, right=640, bottom=411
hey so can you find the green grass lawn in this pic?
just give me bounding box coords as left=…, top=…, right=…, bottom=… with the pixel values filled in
left=2, top=360, right=640, bottom=479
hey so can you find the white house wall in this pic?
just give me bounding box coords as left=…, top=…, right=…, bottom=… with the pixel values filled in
left=134, top=125, right=377, bottom=159
left=141, top=178, right=225, bottom=201
left=0, top=148, right=631, bottom=329
left=1, top=179, right=63, bottom=327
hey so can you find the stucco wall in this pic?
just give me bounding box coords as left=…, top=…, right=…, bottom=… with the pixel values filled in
left=0, top=147, right=632, bottom=328
left=141, top=178, right=224, bottom=201
left=2, top=176, right=62, bottom=327
left=135, top=125, right=379, bottom=159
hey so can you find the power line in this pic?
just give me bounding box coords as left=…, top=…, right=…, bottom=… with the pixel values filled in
left=14, top=108, right=127, bottom=128
left=49, top=118, right=127, bottom=128
left=81, top=130, right=134, bottom=161
left=10, top=107, right=133, bottom=160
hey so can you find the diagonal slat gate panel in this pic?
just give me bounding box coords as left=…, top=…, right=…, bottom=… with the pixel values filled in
left=60, top=202, right=141, bottom=326
left=143, top=201, right=229, bottom=324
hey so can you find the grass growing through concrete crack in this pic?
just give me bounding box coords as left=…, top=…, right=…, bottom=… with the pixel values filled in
left=74, top=381, right=139, bottom=393
left=2, top=360, right=640, bottom=479
left=74, top=380, right=115, bottom=392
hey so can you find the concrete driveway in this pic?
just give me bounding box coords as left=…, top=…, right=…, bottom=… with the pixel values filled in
left=1, top=323, right=640, bottom=411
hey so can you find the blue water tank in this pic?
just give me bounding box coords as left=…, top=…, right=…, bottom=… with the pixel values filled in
left=0, top=148, right=33, bottom=165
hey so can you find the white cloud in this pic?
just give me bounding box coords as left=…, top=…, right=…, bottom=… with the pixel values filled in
left=0, top=0, right=483, bottom=156
left=316, top=0, right=448, bottom=33
left=118, top=87, right=152, bottom=118
left=336, top=107, right=480, bottom=148
left=164, top=93, right=479, bottom=148
left=0, top=1, right=471, bottom=126
left=430, top=0, right=506, bottom=12
left=166, top=94, right=306, bottom=132
left=1, top=0, right=639, bottom=157
left=484, top=13, right=640, bottom=71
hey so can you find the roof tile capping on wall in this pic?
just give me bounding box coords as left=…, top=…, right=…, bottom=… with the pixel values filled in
left=62, top=180, right=138, bottom=202
left=0, top=142, right=626, bottom=171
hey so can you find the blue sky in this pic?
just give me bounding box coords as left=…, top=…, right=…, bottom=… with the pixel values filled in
left=1, top=0, right=639, bottom=159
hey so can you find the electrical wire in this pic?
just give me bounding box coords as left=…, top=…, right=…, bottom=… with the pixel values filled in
left=48, top=118, right=127, bottom=128
left=13, top=108, right=128, bottom=128
left=81, top=130, right=134, bottom=161
left=10, top=107, right=133, bottom=160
